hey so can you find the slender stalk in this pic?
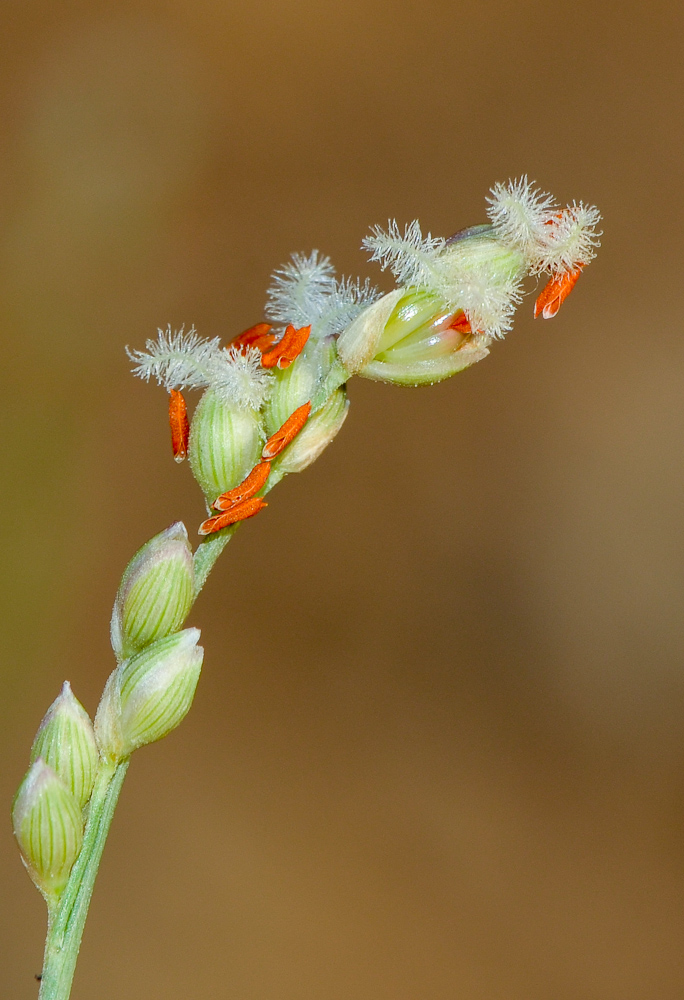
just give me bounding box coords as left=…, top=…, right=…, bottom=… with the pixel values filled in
left=38, top=760, right=129, bottom=1000
left=33, top=354, right=350, bottom=998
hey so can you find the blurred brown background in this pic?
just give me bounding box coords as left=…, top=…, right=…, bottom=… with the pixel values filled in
left=1, top=0, right=683, bottom=997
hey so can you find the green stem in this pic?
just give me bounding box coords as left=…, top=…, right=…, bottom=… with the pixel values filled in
left=38, top=759, right=130, bottom=1000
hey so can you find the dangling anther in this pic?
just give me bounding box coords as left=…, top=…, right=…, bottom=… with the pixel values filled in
left=212, top=461, right=271, bottom=511
left=534, top=268, right=583, bottom=320
left=262, top=402, right=312, bottom=460
left=169, top=389, right=189, bottom=463
left=231, top=323, right=277, bottom=354
left=198, top=497, right=268, bottom=535
left=261, top=325, right=311, bottom=370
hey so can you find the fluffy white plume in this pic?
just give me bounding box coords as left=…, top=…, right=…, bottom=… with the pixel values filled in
left=265, top=250, right=380, bottom=337
left=265, top=250, right=337, bottom=329
left=444, top=268, right=524, bottom=341
left=362, top=219, right=446, bottom=288
left=127, top=327, right=272, bottom=410
left=208, top=346, right=272, bottom=410
left=127, top=327, right=221, bottom=391
left=487, top=177, right=602, bottom=274
left=486, top=177, right=557, bottom=258
left=535, top=202, right=603, bottom=273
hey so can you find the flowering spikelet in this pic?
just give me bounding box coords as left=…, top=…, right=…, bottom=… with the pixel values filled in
left=127, top=327, right=272, bottom=410
left=265, top=251, right=380, bottom=338
left=363, top=223, right=522, bottom=340
left=362, top=178, right=601, bottom=341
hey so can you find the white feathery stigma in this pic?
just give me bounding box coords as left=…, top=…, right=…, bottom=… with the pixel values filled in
left=486, top=177, right=602, bottom=274
left=265, top=250, right=380, bottom=337
left=127, top=326, right=272, bottom=410
left=362, top=219, right=445, bottom=288
left=265, top=250, right=336, bottom=329
left=127, top=326, right=221, bottom=391
left=450, top=268, right=524, bottom=342
left=535, top=201, right=603, bottom=273
left=209, top=346, right=272, bottom=410
left=486, top=176, right=557, bottom=258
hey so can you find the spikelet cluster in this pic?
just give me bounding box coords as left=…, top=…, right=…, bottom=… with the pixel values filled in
left=265, top=250, right=380, bottom=339
left=127, top=326, right=272, bottom=410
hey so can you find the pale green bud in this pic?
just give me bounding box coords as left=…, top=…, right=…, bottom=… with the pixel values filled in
left=95, top=629, right=203, bottom=761
left=111, top=522, right=195, bottom=661
left=263, top=338, right=337, bottom=437
left=340, top=287, right=489, bottom=387
left=30, top=682, right=99, bottom=809
left=12, top=759, right=83, bottom=901
left=275, top=388, right=349, bottom=475
left=188, top=389, right=263, bottom=504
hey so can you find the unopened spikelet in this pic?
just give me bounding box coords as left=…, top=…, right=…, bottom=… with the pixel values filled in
left=30, top=682, right=99, bottom=809
left=111, top=522, right=195, bottom=661
left=95, top=629, right=203, bottom=762
left=188, top=389, right=264, bottom=505
left=12, top=760, right=83, bottom=901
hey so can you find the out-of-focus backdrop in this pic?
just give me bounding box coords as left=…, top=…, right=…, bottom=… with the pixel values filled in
left=2, top=1, right=683, bottom=997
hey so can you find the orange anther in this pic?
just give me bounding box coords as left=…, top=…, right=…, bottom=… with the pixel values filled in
left=260, top=325, right=311, bottom=369
left=534, top=268, right=583, bottom=320
left=212, top=461, right=271, bottom=511
left=198, top=497, right=268, bottom=535
left=231, top=323, right=277, bottom=354
left=169, top=389, right=189, bottom=463
left=262, top=402, right=312, bottom=460
left=448, top=311, right=472, bottom=334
